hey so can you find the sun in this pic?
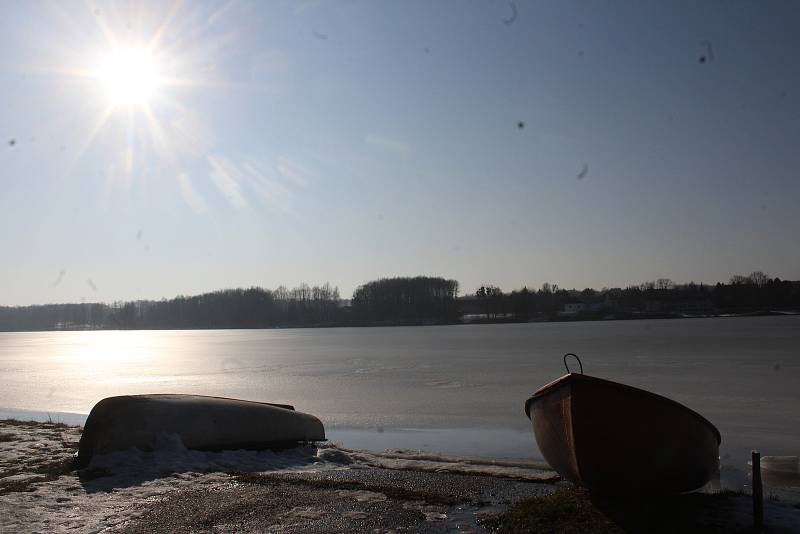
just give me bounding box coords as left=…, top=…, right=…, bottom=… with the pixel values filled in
left=94, top=46, right=161, bottom=108
left=53, top=3, right=233, bottom=189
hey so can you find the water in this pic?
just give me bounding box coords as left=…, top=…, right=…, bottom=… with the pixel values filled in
left=1, top=316, right=799, bottom=469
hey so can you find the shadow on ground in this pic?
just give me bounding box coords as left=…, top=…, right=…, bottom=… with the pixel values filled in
left=483, top=487, right=800, bottom=533
left=75, top=444, right=323, bottom=493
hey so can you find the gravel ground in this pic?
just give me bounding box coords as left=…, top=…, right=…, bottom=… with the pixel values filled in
left=259, top=468, right=554, bottom=506
left=122, top=469, right=554, bottom=534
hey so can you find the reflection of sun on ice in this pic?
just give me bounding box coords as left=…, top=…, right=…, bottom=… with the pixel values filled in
left=94, top=46, right=161, bottom=107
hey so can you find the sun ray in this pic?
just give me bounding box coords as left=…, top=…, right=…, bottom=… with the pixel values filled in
left=147, top=0, right=184, bottom=54
left=85, top=0, right=121, bottom=52
left=140, top=103, right=172, bottom=162
left=155, top=75, right=260, bottom=91
left=207, top=0, right=237, bottom=26
left=73, top=104, right=115, bottom=163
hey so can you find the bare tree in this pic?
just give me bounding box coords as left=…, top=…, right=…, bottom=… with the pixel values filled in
left=748, top=271, right=769, bottom=287
left=656, top=278, right=674, bottom=290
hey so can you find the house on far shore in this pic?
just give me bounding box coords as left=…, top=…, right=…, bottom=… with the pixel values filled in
left=562, top=292, right=609, bottom=316
left=562, top=301, right=586, bottom=315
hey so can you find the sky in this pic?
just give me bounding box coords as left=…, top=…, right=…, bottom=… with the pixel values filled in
left=0, top=0, right=799, bottom=305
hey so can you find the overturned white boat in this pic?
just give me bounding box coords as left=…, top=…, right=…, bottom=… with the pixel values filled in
left=77, top=394, right=325, bottom=467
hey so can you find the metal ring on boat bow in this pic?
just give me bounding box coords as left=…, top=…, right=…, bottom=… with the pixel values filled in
left=563, top=353, right=583, bottom=374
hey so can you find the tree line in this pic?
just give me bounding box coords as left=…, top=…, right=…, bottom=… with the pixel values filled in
left=0, top=277, right=461, bottom=331
left=0, top=272, right=798, bottom=331
left=0, top=284, right=343, bottom=331
left=469, top=271, right=800, bottom=320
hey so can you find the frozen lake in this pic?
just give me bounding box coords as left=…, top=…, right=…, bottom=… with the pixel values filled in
left=1, top=316, right=799, bottom=468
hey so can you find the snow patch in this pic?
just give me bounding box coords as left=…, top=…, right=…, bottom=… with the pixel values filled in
left=0, top=423, right=356, bottom=534
left=316, top=446, right=355, bottom=464
left=337, top=489, right=387, bottom=503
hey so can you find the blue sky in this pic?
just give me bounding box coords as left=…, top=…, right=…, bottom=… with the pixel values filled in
left=1, top=0, right=798, bottom=305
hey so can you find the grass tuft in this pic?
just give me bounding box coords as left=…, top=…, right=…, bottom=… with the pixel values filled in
left=481, top=489, right=623, bottom=534
left=33, top=457, right=76, bottom=478
left=0, top=418, right=42, bottom=427
left=482, top=487, right=779, bottom=534
left=0, top=458, right=76, bottom=495
left=0, top=418, right=70, bottom=429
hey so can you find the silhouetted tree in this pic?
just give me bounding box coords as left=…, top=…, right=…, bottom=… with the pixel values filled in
left=352, top=276, right=459, bottom=324
left=748, top=271, right=769, bottom=287
left=656, top=278, right=674, bottom=290
left=510, top=286, right=534, bottom=321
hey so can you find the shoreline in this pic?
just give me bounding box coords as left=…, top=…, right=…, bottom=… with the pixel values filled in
left=2, top=420, right=800, bottom=533
left=1, top=309, right=798, bottom=333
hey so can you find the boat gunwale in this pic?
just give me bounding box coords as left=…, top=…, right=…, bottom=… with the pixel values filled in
left=98, top=393, right=296, bottom=411
left=524, top=373, right=721, bottom=445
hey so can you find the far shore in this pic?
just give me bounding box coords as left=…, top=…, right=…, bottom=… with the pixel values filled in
left=1, top=308, right=797, bottom=334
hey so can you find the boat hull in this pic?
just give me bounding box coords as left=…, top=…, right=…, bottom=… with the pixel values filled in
left=525, top=374, right=720, bottom=495
left=77, top=394, right=325, bottom=467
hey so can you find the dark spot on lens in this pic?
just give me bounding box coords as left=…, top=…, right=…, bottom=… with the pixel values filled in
left=502, top=2, right=518, bottom=25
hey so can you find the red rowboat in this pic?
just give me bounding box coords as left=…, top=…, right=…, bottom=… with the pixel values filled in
left=525, top=354, right=721, bottom=495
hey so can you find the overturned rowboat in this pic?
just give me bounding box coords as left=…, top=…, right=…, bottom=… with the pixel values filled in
left=77, top=394, right=325, bottom=467
left=524, top=354, right=721, bottom=495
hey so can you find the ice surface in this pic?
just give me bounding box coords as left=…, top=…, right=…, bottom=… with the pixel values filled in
left=1, top=317, right=799, bottom=483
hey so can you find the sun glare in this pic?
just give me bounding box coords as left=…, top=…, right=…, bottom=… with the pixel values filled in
left=53, top=4, right=233, bottom=189
left=95, top=47, right=161, bottom=107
